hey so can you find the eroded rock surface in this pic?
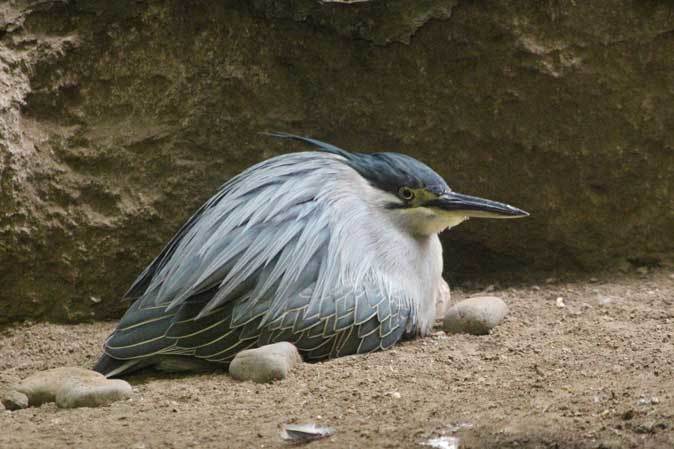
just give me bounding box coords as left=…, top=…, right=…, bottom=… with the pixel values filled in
left=1, top=1, right=672, bottom=322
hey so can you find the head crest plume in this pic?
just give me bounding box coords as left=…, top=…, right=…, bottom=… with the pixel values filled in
left=263, top=131, right=449, bottom=195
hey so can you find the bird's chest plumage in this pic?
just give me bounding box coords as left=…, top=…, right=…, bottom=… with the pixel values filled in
left=398, top=235, right=443, bottom=335
left=362, top=230, right=443, bottom=336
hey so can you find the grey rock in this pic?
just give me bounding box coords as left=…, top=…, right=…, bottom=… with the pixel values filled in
left=229, top=342, right=302, bottom=383
left=56, top=378, right=132, bottom=409
left=1, top=390, right=29, bottom=410
left=15, top=367, right=100, bottom=406
left=14, top=367, right=132, bottom=409
left=442, top=296, right=509, bottom=335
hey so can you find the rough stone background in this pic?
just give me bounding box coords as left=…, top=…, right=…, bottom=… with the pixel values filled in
left=1, top=0, right=672, bottom=323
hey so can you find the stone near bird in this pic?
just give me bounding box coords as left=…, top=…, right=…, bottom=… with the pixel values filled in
left=94, top=133, right=528, bottom=377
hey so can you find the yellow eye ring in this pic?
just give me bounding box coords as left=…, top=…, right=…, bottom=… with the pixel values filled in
left=398, top=187, right=414, bottom=201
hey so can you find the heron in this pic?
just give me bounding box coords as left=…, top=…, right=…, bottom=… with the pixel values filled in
left=94, top=133, right=528, bottom=377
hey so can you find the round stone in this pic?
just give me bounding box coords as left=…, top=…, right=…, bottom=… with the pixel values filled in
left=56, top=378, right=132, bottom=409
left=1, top=390, right=29, bottom=410
left=13, top=367, right=132, bottom=409
left=229, top=342, right=302, bottom=383
left=15, top=367, right=102, bottom=406
left=442, top=296, right=509, bottom=335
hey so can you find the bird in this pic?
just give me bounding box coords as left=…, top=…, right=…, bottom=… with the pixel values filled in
left=94, top=133, right=528, bottom=377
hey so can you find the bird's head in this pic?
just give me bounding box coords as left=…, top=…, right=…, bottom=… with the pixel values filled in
left=267, top=133, right=529, bottom=236
left=345, top=151, right=529, bottom=236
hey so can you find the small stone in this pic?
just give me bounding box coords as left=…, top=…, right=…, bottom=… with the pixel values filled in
left=2, top=390, right=29, bottom=410
left=555, top=297, right=566, bottom=308
left=14, top=367, right=132, bottom=408
left=229, top=342, right=302, bottom=383
left=442, top=296, right=508, bottom=335
left=56, top=378, right=132, bottom=409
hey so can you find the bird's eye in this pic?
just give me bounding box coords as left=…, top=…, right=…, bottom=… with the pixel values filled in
left=398, top=187, right=414, bottom=201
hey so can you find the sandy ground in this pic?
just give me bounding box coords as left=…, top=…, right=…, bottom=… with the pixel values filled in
left=1, top=269, right=673, bottom=449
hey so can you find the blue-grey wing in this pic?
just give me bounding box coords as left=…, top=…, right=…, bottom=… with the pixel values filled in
left=103, top=278, right=414, bottom=364
left=124, top=152, right=337, bottom=314
left=103, top=207, right=329, bottom=361
left=260, top=281, right=413, bottom=361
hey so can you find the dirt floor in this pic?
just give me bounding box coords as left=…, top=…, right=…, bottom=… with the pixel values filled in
left=1, top=269, right=672, bottom=449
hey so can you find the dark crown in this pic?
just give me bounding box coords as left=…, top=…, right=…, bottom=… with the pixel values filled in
left=266, top=132, right=449, bottom=196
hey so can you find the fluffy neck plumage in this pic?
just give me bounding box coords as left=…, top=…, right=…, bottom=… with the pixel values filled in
left=320, top=161, right=443, bottom=333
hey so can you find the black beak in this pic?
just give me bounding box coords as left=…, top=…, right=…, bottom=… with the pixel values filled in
left=426, top=192, right=529, bottom=219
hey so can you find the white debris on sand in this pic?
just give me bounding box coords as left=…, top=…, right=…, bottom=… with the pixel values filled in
left=421, top=436, right=460, bottom=449
left=280, top=423, right=335, bottom=443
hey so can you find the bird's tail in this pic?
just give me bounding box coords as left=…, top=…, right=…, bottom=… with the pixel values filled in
left=93, top=354, right=144, bottom=378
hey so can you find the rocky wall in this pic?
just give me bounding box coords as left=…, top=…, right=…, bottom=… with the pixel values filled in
left=1, top=0, right=672, bottom=322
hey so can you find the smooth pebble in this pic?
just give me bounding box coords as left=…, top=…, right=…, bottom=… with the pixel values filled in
left=442, top=296, right=509, bottom=335
left=12, top=367, right=132, bottom=409
left=55, top=377, right=132, bottom=408
left=229, top=342, right=302, bottom=383
left=1, top=390, right=29, bottom=410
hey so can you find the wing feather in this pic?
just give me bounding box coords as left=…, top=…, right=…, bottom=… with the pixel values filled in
left=123, top=152, right=336, bottom=318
